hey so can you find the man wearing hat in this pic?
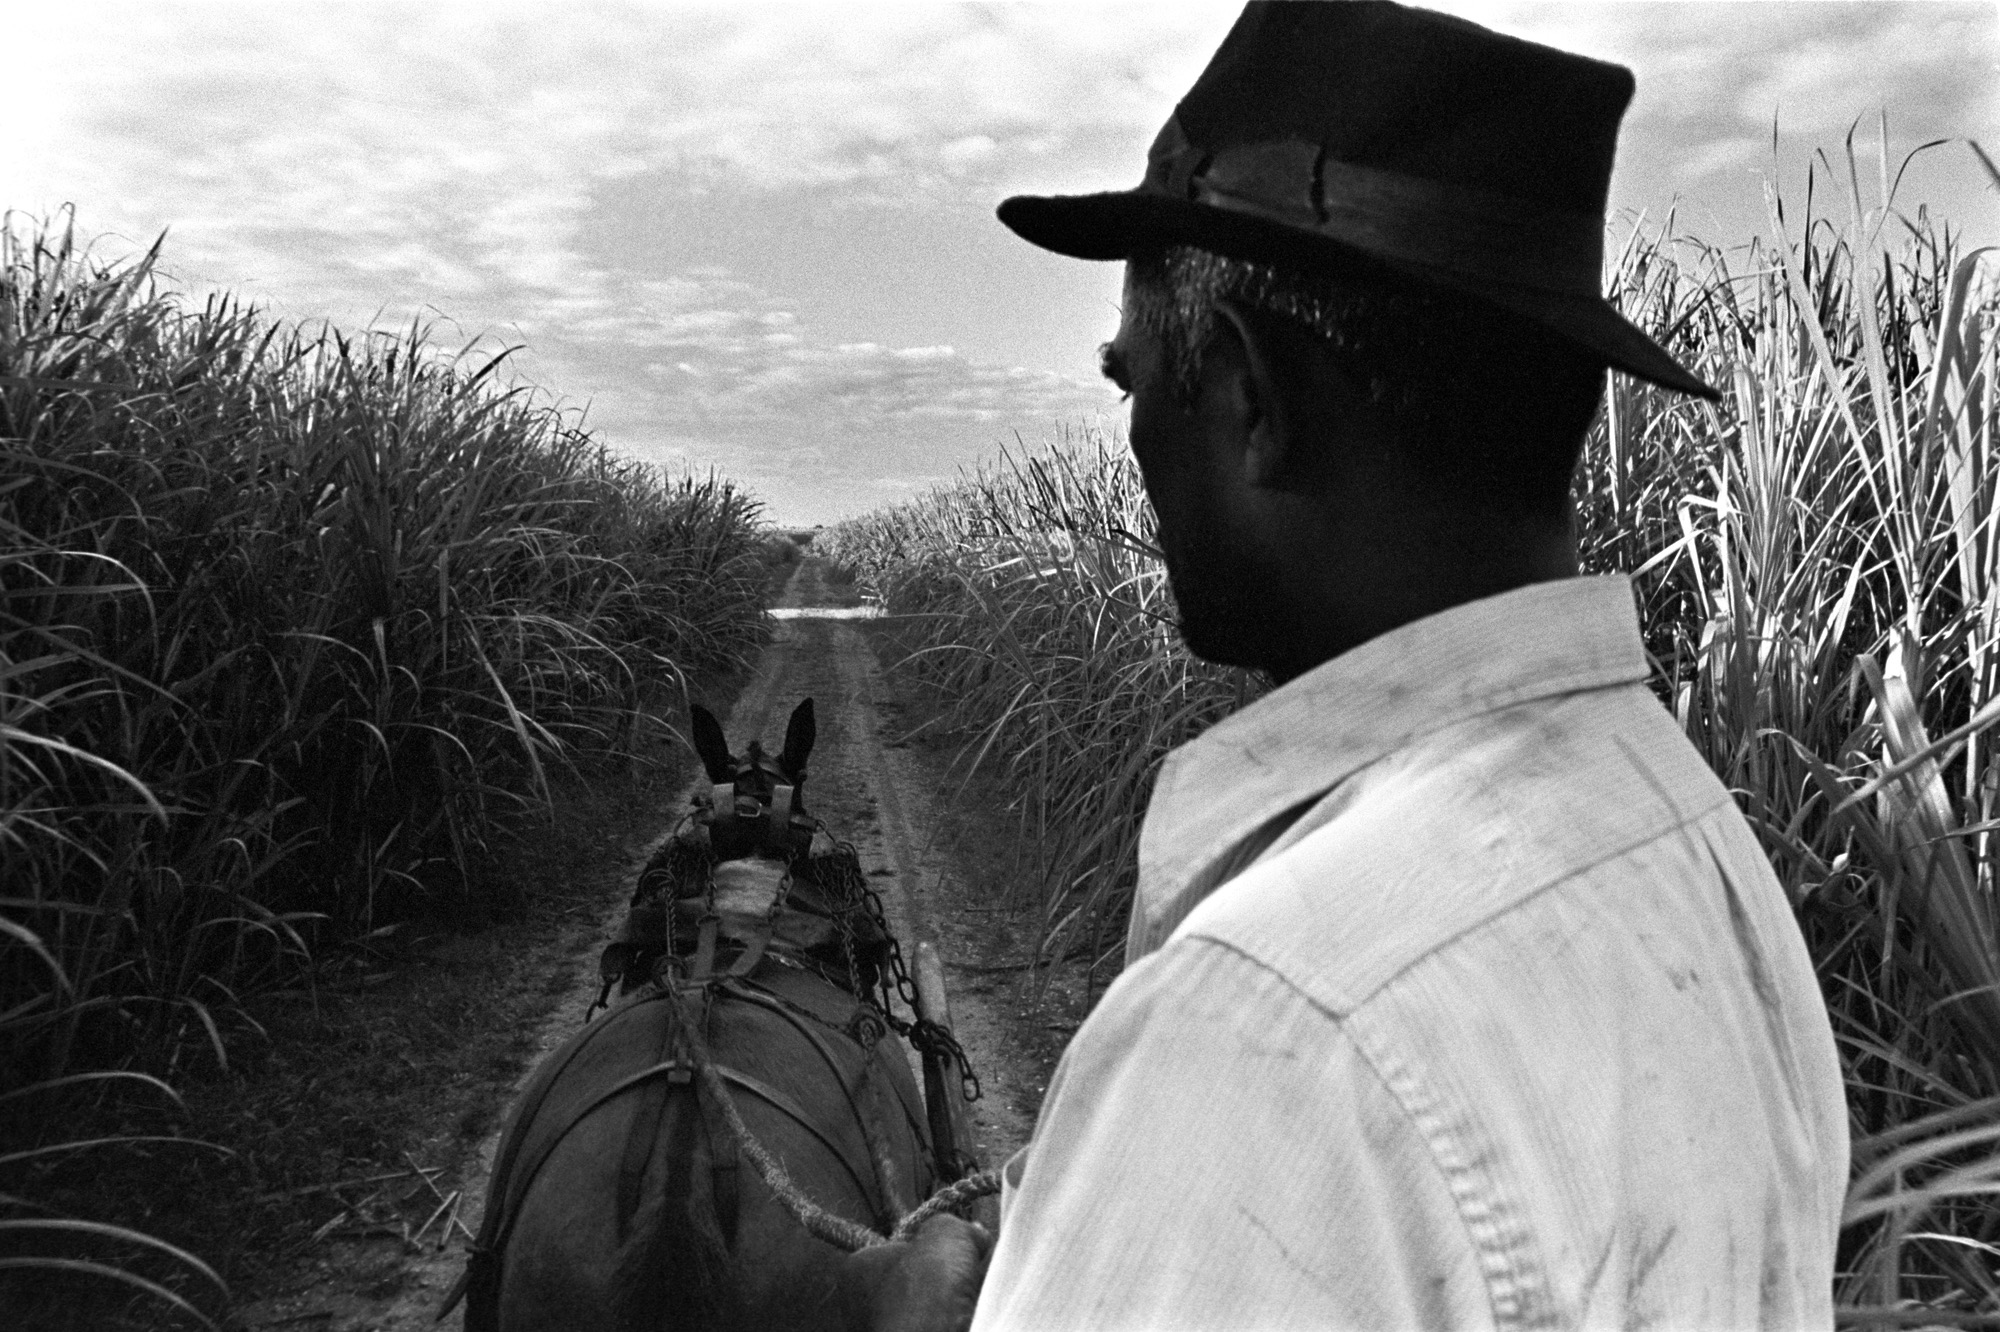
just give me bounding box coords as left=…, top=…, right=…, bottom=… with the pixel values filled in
left=844, top=3, right=1848, bottom=1328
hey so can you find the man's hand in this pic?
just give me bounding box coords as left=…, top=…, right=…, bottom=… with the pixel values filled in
left=839, top=1215, right=993, bottom=1332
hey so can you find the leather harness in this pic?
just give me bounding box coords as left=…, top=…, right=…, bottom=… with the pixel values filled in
left=441, top=776, right=930, bottom=1330
left=711, top=775, right=815, bottom=861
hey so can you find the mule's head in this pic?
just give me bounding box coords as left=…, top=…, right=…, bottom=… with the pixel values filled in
left=690, top=699, right=816, bottom=861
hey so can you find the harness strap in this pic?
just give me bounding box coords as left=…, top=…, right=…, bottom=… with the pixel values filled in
left=660, top=1082, right=700, bottom=1256
left=666, top=985, right=1006, bottom=1253
left=714, top=978, right=912, bottom=1230
left=712, top=1065, right=878, bottom=1204
left=570, top=1055, right=878, bottom=1206
left=851, top=1051, right=915, bottom=1222
left=476, top=975, right=890, bottom=1252
left=736, top=972, right=936, bottom=1144
left=720, top=978, right=932, bottom=1153
left=443, top=977, right=929, bottom=1325
left=442, top=988, right=679, bottom=1327
left=615, top=1073, right=669, bottom=1240
left=708, top=779, right=809, bottom=857
left=769, top=784, right=795, bottom=842
left=718, top=981, right=870, bottom=1122
left=700, top=1085, right=741, bottom=1250
left=690, top=914, right=719, bottom=982
left=725, top=917, right=776, bottom=979
left=616, top=986, right=702, bottom=1237
left=451, top=1037, right=882, bottom=1325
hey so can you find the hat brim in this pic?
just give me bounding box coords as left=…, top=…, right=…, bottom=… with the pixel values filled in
left=998, top=190, right=1720, bottom=401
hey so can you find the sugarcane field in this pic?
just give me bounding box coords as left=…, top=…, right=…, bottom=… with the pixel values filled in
left=5, top=5, right=2000, bottom=1331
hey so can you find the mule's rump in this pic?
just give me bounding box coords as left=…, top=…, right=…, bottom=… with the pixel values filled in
left=452, top=698, right=959, bottom=1332
left=463, top=964, right=935, bottom=1331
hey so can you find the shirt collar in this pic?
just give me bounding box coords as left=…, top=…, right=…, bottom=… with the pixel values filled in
left=1135, top=575, right=1651, bottom=944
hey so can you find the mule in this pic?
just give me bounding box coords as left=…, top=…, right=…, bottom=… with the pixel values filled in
left=447, top=699, right=943, bottom=1332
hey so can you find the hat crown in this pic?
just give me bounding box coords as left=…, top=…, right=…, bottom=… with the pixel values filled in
left=993, top=0, right=1720, bottom=399
left=1175, top=1, right=1634, bottom=219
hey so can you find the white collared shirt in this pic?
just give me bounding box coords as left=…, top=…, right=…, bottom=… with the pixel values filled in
left=972, top=576, right=1848, bottom=1331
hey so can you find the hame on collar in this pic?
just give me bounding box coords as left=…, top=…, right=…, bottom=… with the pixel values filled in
left=706, top=776, right=813, bottom=859
left=692, top=698, right=818, bottom=862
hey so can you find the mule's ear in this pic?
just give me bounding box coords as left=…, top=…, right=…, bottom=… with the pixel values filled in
left=779, top=698, right=815, bottom=777
left=690, top=704, right=736, bottom=782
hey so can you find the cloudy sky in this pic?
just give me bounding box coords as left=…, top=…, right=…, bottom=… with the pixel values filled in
left=5, top=2, right=1995, bottom=524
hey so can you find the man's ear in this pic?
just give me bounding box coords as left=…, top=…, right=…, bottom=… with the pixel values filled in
left=1212, top=299, right=1300, bottom=489
left=1213, top=299, right=1364, bottom=492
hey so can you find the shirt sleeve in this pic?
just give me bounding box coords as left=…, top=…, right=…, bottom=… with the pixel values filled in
left=970, top=936, right=1494, bottom=1332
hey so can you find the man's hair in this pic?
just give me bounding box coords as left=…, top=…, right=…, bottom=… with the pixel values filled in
left=1123, top=246, right=1607, bottom=520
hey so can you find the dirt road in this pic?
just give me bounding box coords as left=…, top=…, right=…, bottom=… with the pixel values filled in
left=713, top=558, right=1043, bottom=1168
left=239, top=558, right=1043, bottom=1331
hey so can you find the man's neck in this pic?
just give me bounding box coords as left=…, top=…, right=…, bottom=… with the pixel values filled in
left=1261, top=519, right=1579, bottom=685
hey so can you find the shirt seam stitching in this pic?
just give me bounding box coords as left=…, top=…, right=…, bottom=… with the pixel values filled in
left=1161, top=674, right=1651, bottom=885
left=1150, top=683, right=1665, bottom=951
left=1346, top=1003, right=1537, bottom=1331
left=1176, top=576, right=1643, bottom=788
left=1192, top=790, right=1738, bottom=1016
left=1188, top=936, right=1524, bottom=1331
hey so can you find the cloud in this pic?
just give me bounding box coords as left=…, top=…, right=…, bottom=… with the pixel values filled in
left=1734, top=16, right=1995, bottom=142
left=468, top=261, right=1115, bottom=522
left=6, top=4, right=1234, bottom=256
left=564, top=270, right=1103, bottom=425
left=611, top=4, right=1229, bottom=198
left=1420, top=2, right=1997, bottom=249
left=1675, top=135, right=1769, bottom=185
left=1429, top=2, right=1994, bottom=138
left=9, top=0, right=1991, bottom=523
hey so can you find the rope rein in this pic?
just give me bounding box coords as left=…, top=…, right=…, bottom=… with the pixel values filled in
left=669, top=983, right=1001, bottom=1250
left=889, top=1171, right=1005, bottom=1245
left=620, top=803, right=983, bottom=1109
left=621, top=780, right=1001, bottom=1250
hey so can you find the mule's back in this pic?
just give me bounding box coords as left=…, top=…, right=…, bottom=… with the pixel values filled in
left=465, top=699, right=939, bottom=1332
left=481, top=967, right=933, bottom=1331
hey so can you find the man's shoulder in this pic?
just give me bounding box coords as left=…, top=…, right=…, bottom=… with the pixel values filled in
left=1174, top=681, right=1740, bottom=1013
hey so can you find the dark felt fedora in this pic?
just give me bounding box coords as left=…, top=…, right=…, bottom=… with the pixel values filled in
left=998, top=0, right=1717, bottom=399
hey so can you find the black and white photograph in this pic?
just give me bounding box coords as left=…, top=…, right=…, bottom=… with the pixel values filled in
left=2, top=2, right=1997, bottom=1329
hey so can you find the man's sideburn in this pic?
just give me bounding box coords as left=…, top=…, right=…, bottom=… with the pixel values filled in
left=1126, top=386, right=1258, bottom=670
left=1130, top=383, right=1293, bottom=675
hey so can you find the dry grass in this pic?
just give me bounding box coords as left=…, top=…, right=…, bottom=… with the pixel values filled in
left=824, top=138, right=2000, bottom=1320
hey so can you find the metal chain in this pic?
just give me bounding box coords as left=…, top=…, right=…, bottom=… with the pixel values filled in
left=820, top=829, right=984, bottom=1106
left=859, top=879, right=922, bottom=1012
left=897, top=1013, right=983, bottom=1104
left=833, top=888, right=867, bottom=1005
